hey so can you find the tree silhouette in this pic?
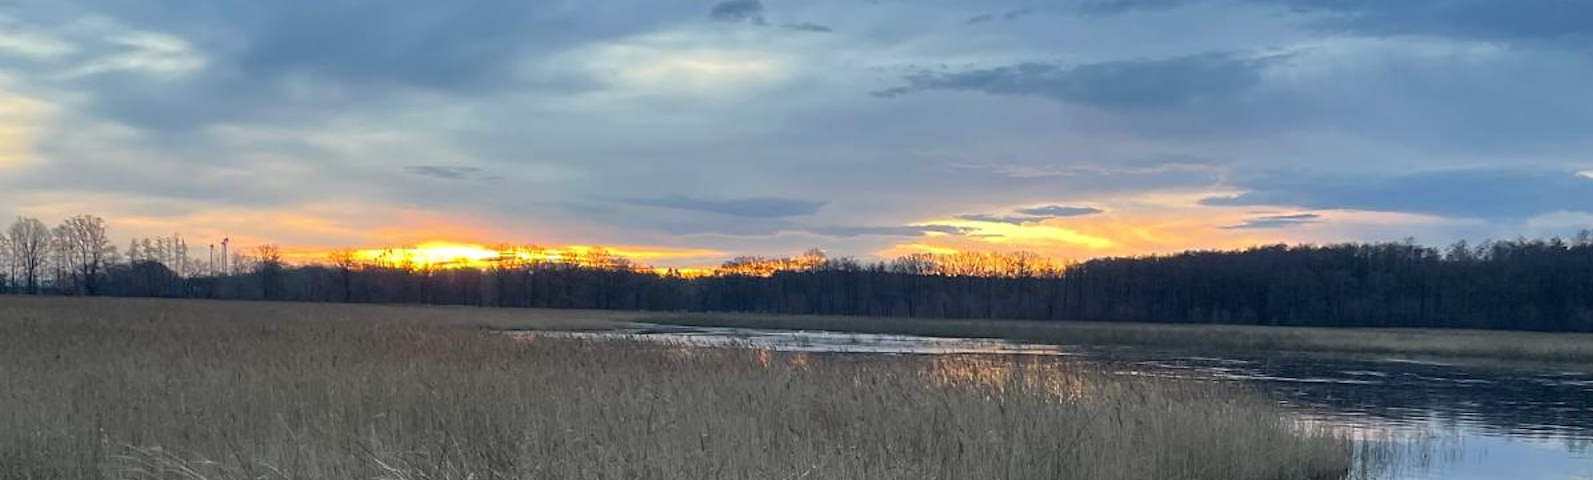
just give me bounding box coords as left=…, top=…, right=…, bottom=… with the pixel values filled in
left=18, top=213, right=1593, bottom=333
left=5, top=217, right=50, bottom=294
left=53, top=215, right=113, bottom=295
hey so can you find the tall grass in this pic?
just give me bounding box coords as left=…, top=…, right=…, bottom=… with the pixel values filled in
left=644, top=311, right=1593, bottom=364
left=1, top=296, right=1350, bottom=479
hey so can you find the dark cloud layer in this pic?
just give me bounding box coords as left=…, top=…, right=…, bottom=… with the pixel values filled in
left=780, top=22, right=833, bottom=32
left=708, top=0, right=829, bottom=32
left=18, top=0, right=683, bottom=132
left=956, top=214, right=1050, bottom=224
left=709, top=0, right=766, bottom=24
left=404, top=166, right=483, bottom=180
left=1298, top=0, right=1593, bottom=41
left=624, top=195, right=825, bottom=218
left=236, top=3, right=563, bottom=90
left=957, top=205, right=1103, bottom=224
left=966, top=7, right=1036, bottom=24
left=1205, top=169, right=1593, bottom=220
left=875, top=53, right=1282, bottom=110
left=1221, top=213, right=1321, bottom=230
left=1016, top=205, right=1104, bottom=217
left=1077, top=0, right=1593, bottom=42
left=1073, top=0, right=1189, bottom=15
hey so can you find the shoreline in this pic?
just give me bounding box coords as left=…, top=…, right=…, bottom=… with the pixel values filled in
left=634, top=312, right=1593, bottom=367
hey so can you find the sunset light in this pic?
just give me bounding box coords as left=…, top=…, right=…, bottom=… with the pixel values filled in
left=925, top=219, right=1116, bottom=249
left=8, top=2, right=1593, bottom=478
left=348, top=242, right=502, bottom=269
left=334, top=241, right=723, bottom=271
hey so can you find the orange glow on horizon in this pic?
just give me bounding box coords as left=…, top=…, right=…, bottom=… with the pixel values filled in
left=895, top=243, right=961, bottom=255
left=283, top=241, right=724, bottom=272
left=881, top=196, right=1341, bottom=262
left=92, top=192, right=1460, bottom=280
left=349, top=242, right=502, bottom=269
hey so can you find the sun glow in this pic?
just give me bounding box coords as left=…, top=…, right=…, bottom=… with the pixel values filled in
left=327, top=241, right=722, bottom=272
left=921, top=219, right=1117, bottom=250
left=349, top=242, right=501, bottom=269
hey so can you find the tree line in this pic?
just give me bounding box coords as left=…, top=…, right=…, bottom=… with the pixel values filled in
left=5, top=215, right=1593, bottom=332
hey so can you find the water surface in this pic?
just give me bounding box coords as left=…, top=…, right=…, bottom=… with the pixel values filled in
left=524, top=324, right=1593, bottom=479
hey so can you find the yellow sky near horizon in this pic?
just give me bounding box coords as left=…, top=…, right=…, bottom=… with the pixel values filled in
left=51, top=189, right=1459, bottom=271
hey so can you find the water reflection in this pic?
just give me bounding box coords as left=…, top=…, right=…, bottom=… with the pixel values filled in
left=924, top=356, right=1090, bottom=401
left=516, top=324, right=1593, bottom=479
left=529, top=325, right=1075, bottom=355
left=1137, top=353, right=1593, bottom=445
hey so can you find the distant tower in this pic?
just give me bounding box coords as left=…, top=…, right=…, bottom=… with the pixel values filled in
left=208, top=244, right=215, bottom=276
left=220, top=238, right=230, bottom=275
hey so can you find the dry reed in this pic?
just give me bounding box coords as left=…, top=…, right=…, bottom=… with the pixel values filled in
left=0, top=296, right=1350, bottom=480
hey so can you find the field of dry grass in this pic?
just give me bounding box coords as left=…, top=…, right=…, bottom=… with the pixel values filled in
left=645, top=311, right=1593, bottom=364
left=0, top=296, right=1351, bottom=480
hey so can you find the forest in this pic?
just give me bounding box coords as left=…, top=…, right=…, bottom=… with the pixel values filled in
left=6, top=215, right=1593, bottom=332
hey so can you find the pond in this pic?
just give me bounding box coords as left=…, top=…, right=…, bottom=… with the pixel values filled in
left=523, top=324, right=1593, bottom=479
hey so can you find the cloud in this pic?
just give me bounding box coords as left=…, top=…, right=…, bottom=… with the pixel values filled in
left=1074, top=0, right=1593, bottom=43
left=1220, top=213, right=1321, bottom=230
left=623, top=195, right=824, bottom=218
left=403, top=165, right=484, bottom=180
left=706, top=1, right=829, bottom=32
left=8, top=0, right=1593, bottom=261
left=955, top=205, right=1104, bottom=224
left=1015, top=205, right=1104, bottom=217
left=955, top=214, right=1050, bottom=224
left=1004, top=7, right=1037, bottom=20
left=656, top=219, right=792, bottom=236
left=709, top=0, right=766, bottom=24
left=59, top=31, right=206, bottom=79
left=1072, top=0, right=1190, bottom=15
left=805, top=225, right=971, bottom=237
left=1204, top=168, right=1593, bottom=220
left=228, top=2, right=617, bottom=91
left=780, top=23, right=833, bottom=33
left=6, top=0, right=692, bottom=133
left=0, top=27, right=76, bottom=60
left=1526, top=210, right=1593, bottom=228
left=964, top=13, right=995, bottom=24
left=1290, top=0, right=1593, bottom=42
left=710, top=1, right=834, bottom=32
left=967, top=7, right=1036, bottom=24
left=874, top=53, right=1283, bottom=110
left=955, top=156, right=1225, bottom=179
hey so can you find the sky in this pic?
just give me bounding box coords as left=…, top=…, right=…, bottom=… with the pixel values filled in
left=2, top=0, right=1591, bottom=267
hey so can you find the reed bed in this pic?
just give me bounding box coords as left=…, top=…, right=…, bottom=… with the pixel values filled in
left=1, top=296, right=1349, bottom=480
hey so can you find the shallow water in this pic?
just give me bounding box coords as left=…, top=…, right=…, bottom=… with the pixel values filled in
left=522, top=324, right=1593, bottom=479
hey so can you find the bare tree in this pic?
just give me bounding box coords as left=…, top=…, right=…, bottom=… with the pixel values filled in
left=330, top=248, right=357, bottom=302
left=7, top=217, right=51, bottom=294
left=126, top=234, right=194, bottom=277
left=0, top=233, right=11, bottom=291
left=54, top=215, right=113, bottom=295
left=255, top=244, right=284, bottom=299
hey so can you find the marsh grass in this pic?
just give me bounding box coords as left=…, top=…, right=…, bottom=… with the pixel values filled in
left=2, top=296, right=1349, bottom=479
left=644, top=311, right=1593, bottom=364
